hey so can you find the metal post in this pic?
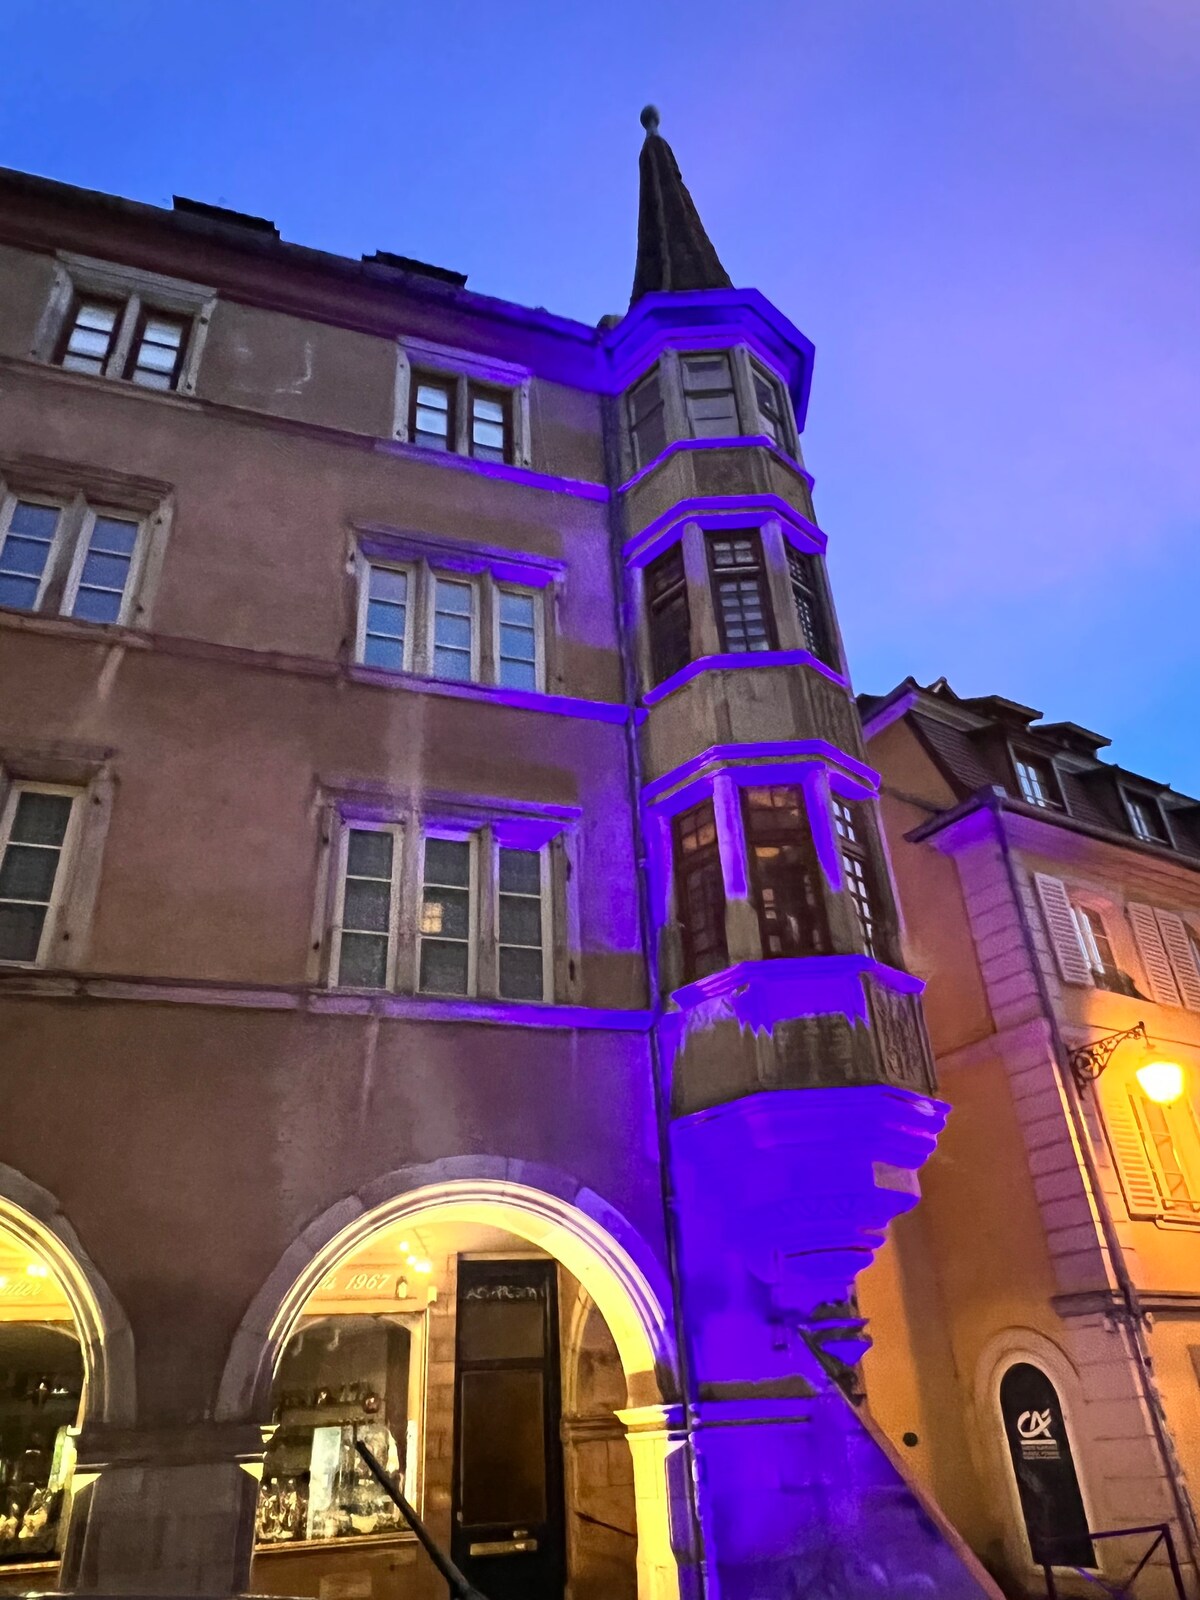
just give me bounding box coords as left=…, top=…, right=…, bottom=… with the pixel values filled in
left=354, top=1440, right=490, bottom=1600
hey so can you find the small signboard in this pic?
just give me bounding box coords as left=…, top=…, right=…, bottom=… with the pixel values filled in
left=1000, top=1363, right=1095, bottom=1568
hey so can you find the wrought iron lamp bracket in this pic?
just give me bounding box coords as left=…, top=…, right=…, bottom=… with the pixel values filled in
left=1069, top=1021, right=1147, bottom=1094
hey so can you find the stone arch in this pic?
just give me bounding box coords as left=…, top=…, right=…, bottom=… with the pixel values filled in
left=217, top=1156, right=677, bottom=1422
left=0, top=1159, right=135, bottom=1427
left=218, top=1158, right=684, bottom=1600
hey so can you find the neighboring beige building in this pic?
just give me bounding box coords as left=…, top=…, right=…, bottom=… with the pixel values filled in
left=859, top=678, right=1200, bottom=1599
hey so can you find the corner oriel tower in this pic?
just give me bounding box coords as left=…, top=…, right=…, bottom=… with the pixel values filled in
left=607, top=111, right=990, bottom=1597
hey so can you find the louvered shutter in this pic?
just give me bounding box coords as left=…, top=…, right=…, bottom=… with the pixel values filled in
left=1154, top=910, right=1200, bottom=1012
left=1033, top=873, right=1093, bottom=985
left=1102, top=1092, right=1162, bottom=1218
left=1128, top=902, right=1182, bottom=1007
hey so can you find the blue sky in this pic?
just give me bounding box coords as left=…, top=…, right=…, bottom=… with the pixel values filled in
left=4, top=0, right=1198, bottom=788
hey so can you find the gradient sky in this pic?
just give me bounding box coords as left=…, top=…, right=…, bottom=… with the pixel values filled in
left=4, top=0, right=1198, bottom=789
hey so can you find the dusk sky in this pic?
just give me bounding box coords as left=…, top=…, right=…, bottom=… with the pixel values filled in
left=5, top=1, right=1198, bottom=788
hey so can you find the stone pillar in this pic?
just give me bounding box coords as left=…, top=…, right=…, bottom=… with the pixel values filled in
left=615, top=1404, right=694, bottom=1600
left=61, top=1422, right=263, bottom=1596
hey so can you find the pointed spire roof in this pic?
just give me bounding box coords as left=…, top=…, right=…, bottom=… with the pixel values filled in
left=631, top=106, right=732, bottom=305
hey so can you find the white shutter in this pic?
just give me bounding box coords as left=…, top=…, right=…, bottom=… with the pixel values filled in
left=1154, top=910, right=1200, bottom=1012
left=1105, top=1092, right=1164, bottom=1217
left=1128, top=902, right=1182, bottom=1007
left=1033, top=873, right=1093, bottom=985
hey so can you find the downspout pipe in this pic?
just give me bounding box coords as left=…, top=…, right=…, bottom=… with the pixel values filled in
left=602, top=388, right=710, bottom=1600
left=987, top=789, right=1200, bottom=1584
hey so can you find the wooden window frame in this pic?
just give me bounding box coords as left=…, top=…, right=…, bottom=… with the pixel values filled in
left=628, top=365, right=669, bottom=470
left=330, top=820, right=404, bottom=990
left=0, top=782, right=82, bottom=968
left=681, top=351, right=739, bottom=440
left=417, top=830, right=479, bottom=998
left=749, top=359, right=790, bottom=448
left=1013, top=752, right=1063, bottom=811
left=1070, top=902, right=1126, bottom=993
left=428, top=572, right=481, bottom=684
left=743, top=786, right=830, bottom=961
left=0, top=490, right=147, bottom=627
left=785, top=545, right=830, bottom=665
left=494, top=840, right=552, bottom=1003
left=644, top=541, right=692, bottom=685
left=467, top=382, right=513, bottom=465
left=706, top=530, right=777, bottom=653
left=833, top=797, right=878, bottom=959
left=356, top=559, right=416, bottom=675
left=1131, top=1092, right=1200, bottom=1218
left=409, top=371, right=457, bottom=453
left=492, top=583, right=544, bottom=693
left=673, top=799, right=728, bottom=982
left=123, top=305, right=190, bottom=390
left=1122, top=788, right=1171, bottom=846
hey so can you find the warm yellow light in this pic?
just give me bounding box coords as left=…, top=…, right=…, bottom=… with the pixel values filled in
left=398, top=1240, right=410, bottom=1253
left=0, top=1276, right=8, bottom=1290
left=1137, top=1059, right=1185, bottom=1105
left=413, top=1259, right=433, bottom=1274
left=26, top=1263, right=49, bottom=1278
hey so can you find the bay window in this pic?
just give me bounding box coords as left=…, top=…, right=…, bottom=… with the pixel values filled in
left=743, top=787, right=829, bottom=959
left=674, top=799, right=728, bottom=980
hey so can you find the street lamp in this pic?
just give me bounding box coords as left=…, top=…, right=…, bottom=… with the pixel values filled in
left=1068, top=1020, right=1186, bottom=1104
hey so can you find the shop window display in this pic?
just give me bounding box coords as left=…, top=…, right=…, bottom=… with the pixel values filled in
left=257, top=1315, right=423, bottom=1546
left=0, top=1325, right=82, bottom=1564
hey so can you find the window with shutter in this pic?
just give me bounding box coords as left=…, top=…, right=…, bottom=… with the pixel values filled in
left=1128, top=902, right=1182, bottom=1008
left=1100, top=1088, right=1162, bottom=1219
left=1130, top=1093, right=1200, bottom=1217
left=1033, top=873, right=1093, bottom=986
left=1154, top=910, right=1200, bottom=1012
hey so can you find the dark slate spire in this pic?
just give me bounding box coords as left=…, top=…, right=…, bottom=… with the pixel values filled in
left=631, top=105, right=733, bottom=304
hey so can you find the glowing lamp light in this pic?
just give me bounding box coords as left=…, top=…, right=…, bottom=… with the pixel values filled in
left=413, top=1259, right=433, bottom=1275
left=26, top=1262, right=49, bottom=1278
left=0, top=1276, right=8, bottom=1290
left=1137, top=1058, right=1185, bottom=1105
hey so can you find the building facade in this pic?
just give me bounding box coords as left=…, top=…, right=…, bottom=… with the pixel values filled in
left=0, top=128, right=999, bottom=1600
left=858, top=679, right=1200, bottom=1599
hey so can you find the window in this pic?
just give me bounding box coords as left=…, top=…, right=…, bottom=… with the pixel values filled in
left=468, top=385, right=511, bottom=463
left=1015, top=756, right=1059, bottom=809
left=645, top=543, right=691, bottom=685
left=359, top=564, right=411, bottom=671
left=419, top=836, right=475, bottom=995
left=787, top=548, right=830, bottom=664
left=1071, top=903, right=1124, bottom=992
left=57, top=293, right=193, bottom=392
left=495, top=587, right=541, bottom=691
left=432, top=577, right=476, bottom=681
left=333, top=827, right=400, bottom=988
left=1132, top=1094, right=1200, bottom=1215
left=1125, top=792, right=1168, bottom=844
left=833, top=799, right=877, bottom=958
left=497, top=847, right=546, bottom=1000
left=744, top=787, right=829, bottom=959
left=751, top=363, right=789, bottom=446
left=707, top=533, right=774, bottom=652
left=126, top=310, right=187, bottom=390
left=674, top=800, right=728, bottom=981
left=0, top=786, right=77, bottom=965
left=0, top=494, right=144, bottom=625
left=682, top=354, right=738, bottom=438
left=60, top=298, right=121, bottom=376
left=629, top=368, right=667, bottom=468
left=410, top=374, right=454, bottom=451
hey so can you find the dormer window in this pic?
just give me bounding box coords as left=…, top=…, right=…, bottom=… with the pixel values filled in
left=1124, top=792, right=1169, bottom=845
left=1015, top=755, right=1059, bottom=810
left=682, top=354, right=737, bottom=438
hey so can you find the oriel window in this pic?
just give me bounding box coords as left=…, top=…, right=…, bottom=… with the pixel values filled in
left=411, top=374, right=455, bottom=451
left=787, top=548, right=830, bottom=664
left=751, top=362, right=789, bottom=446
left=674, top=800, right=728, bottom=981
left=744, top=786, right=829, bottom=959
left=629, top=367, right=668, bottom=468
left=419, top=836, right=474, bottom=995
left=707, top=532, right=774, bottom=653
left=645, top=543, right=691, bottom=685
left=497, top=847, right=546, bottom=1001
left=0, top=787, right=78, bottom=966
left=833, top=799, right=878, bottom=959
left=682, top=354, right=738, bottom=438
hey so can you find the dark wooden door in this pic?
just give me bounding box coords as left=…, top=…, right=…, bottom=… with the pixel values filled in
left=451, top=1257, right=565, bottom=1600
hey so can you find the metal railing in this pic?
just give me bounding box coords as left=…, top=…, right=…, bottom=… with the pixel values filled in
left=354, top=1439, right=491, bottom=1600
left=1042, top=1523, right=1187, bottom=1599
